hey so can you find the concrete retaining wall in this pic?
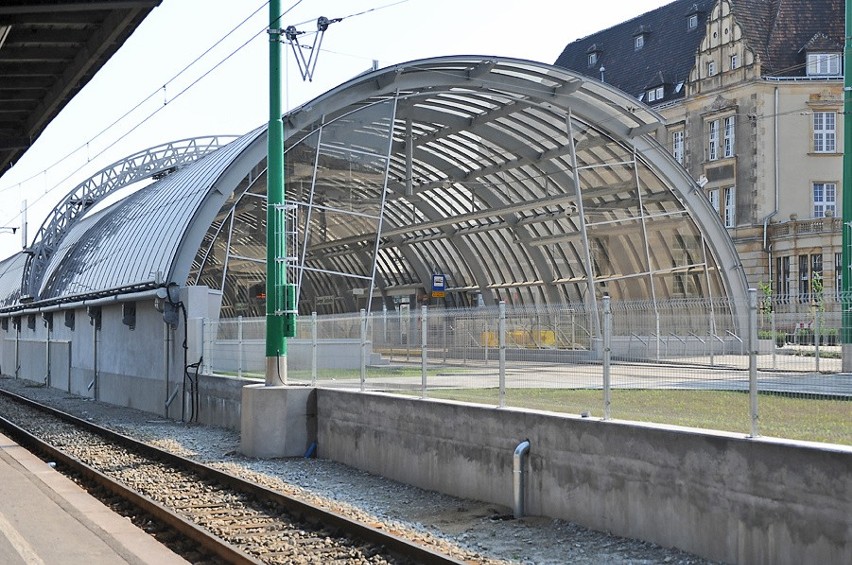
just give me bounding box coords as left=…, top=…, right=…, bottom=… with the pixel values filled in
left=317, top=389, right=851, bottom=565
left=193, top=373, right=245, bottom=430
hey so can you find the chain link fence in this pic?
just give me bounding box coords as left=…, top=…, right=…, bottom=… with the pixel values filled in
left=200, top=293, right=850, bottom=445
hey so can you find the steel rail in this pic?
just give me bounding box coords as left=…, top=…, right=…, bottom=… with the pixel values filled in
left=0, top=388, right=464, bottom=565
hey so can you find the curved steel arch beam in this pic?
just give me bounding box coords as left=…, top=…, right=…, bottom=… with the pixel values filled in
left=22, top=136, right=238, bottom=300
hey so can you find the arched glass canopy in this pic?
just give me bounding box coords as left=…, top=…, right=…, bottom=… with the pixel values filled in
left=0, top=57, right=748, bottom=330
left=191, top=57, right=748, bottom=319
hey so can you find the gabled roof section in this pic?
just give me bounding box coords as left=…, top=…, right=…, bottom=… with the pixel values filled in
left=644, top=70, right=669, bottom=89
left=554, top=0, right=715, bottom=102
left=734, top=0, right=843, bottom=77
left=0, top=1, right=162, bottom=176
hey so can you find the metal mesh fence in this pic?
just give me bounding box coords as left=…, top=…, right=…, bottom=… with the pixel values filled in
left=200, top=295, right=850, bottom=445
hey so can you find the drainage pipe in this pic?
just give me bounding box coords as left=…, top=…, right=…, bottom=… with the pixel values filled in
left=513, top=439, right=531, bottom=519
left=163, top=320, right=171, bottom=418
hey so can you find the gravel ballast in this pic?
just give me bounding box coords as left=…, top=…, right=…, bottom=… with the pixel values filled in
left=0, top=377, right=714, bottom=565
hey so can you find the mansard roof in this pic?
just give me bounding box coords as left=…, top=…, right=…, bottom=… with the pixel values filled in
left=736, top=0, right=843, bottom=77
left=554, top=0, right=844, bottom=99
left=554, top=0, right=715, bottom=101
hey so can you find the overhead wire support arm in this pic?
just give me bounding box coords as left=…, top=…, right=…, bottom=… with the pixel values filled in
left=276, top=16, right=341, bottom=82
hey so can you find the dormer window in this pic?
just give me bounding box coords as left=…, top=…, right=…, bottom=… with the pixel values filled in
left=646, top=86, right=664, bottom=103
left=688, top=13, right=698, bottom=30
left=586, top=44, right=602, bottom=68
left=807, top=52, right=841, bottom=76
left=686, top=3, right=701, bottom=31
left=633, top=26, right=649, bottom=51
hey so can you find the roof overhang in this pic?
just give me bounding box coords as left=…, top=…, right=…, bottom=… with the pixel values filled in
left=0, top=0, right=161, bottom=175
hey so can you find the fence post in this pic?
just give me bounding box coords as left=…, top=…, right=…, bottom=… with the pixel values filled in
left=603, top=295, right=612, bottom=420
left=405, top=306, right=411, bottom=362
left=570, top=309, right=576, bottom=350
left=421, top=305, right=428, bottom=398
left=484, top=319, right=490, bottom=365
left=237, top=315, right=243, bottom=379
left=499, top=301, right=506, bottom=408
left=443, top=311, right=448, bottom=364
left=770, top=308, right=777, bottom=370
left=748, top=288, right=760, bottom=438
left=311, top=311, right=317, bottom=386
left=815, top=305, right=822, bottom=373
left=360, top=308, right=367, bottom=392
left=382, top=303, right=388, bottom=345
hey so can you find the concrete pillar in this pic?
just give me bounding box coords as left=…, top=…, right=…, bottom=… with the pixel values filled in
left=240, top=384, right=317, bottom=458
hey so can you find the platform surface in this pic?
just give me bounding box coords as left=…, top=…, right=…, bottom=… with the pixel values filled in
left=0, top=431, right=188, bottom=565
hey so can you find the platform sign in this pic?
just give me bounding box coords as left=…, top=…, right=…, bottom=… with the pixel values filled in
left=431, top=273, right=446, bottom=298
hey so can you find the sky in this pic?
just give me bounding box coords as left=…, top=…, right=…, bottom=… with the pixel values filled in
left=0, top=0, right=673, bottom=259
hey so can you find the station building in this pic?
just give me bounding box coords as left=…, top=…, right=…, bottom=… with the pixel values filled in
left=554, top=0, right=846, bottom=327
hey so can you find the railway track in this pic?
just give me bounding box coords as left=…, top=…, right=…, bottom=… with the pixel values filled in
left=0, top=389, right=465, bottom=565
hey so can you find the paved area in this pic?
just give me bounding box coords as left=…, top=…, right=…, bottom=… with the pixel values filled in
left=0, top=431, right=187, bottom=565
left=314, top=353, right=852, bottom=398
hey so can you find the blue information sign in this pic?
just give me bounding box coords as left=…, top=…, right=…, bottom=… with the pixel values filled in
left=431, top=273, right=446, bottom=298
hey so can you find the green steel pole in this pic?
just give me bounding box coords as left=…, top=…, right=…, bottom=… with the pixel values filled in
left=843, top=0, right=852, bottom=352
left=266, top=0, right=286, bottom=384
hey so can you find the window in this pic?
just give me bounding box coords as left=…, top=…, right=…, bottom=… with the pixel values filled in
left=688, top=14, right=698, bottom=30
left=672, top=130, right=684, bottom=164
left=708, top=119, right=719, bottom=161
left=707, top=60, right=716, bottom=76
left=588, top=52, right=597, bottom=67
left=813, top=112, right=836, bottom=153
left=708, top=188, right=719, bottom=212
left=796, top=253, right=824, bottom=303
left=807, top=53, right=841, bottom=76
left=799, top=255, right=810, bottom=303
left=723, top=116, right=735, bottom=158
left=647, top=88, right=657, bottom=102
left=723, top=186, right=735, bottom=227
left=655, top=86, right=664, bottom=100
left=635, top=35, right=644, bottom=50
left=776, top=256, right=791, bottom=304
left=813, top=182, right=837, bottom=218
left=730, top=54, right=738, bottom=70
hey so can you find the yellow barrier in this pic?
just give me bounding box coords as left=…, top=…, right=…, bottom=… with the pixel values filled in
left=480, top=330, right=556, bottom=348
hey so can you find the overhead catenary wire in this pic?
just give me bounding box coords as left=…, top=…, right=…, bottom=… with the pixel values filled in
left=0, top=0, right=408, bottom=197
left=0, top=0, right=311, bottom=231
left=0, top=0, right=276, bottom=196
left=0, top=0, right=413, bottom=232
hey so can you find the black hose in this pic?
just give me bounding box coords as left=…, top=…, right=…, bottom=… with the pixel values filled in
left=166, top=285, right=202, bottom=423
